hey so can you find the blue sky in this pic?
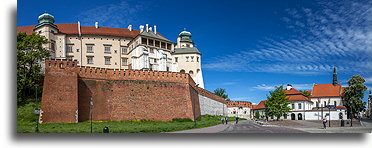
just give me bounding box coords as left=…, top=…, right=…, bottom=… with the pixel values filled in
left=17, top=0, right=371, bottom=104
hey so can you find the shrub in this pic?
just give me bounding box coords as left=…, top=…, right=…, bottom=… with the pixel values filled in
left=17, top=102, right=38, bottom=123
left=172, top=118, right=193, bottom=122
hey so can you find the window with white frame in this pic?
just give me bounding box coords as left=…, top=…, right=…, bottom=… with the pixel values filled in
left=66, top=44, right=73, bottom=53
left=298, top=103, right=302, bottom=109
left=87, top=56, right=94, bottom=64
left=104, top=45, right=111, bottom=53
left=87, top=44, right=94, bottom=53
left=122, top=58, right=128, bottom=66
left=121, top=46, right=128, bottom=54
left=292, top=104, right=295, bottom=109
left=105, top=57, right=111, bottom=65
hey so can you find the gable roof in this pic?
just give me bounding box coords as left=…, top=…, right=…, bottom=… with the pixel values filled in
left=254, top=100, right=267, bottom=110
left=226, top=101, right=252, bottom=108
left=311, top=83, right=342, bottom=98
left=284, top=88, right=313, bottom=103
left=17, top=23, right=141, bottom=38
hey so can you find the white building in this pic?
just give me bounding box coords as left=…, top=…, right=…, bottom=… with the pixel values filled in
left=17, top=12, right=205, bottom=88
left=226, top=101, right=252, bottom=119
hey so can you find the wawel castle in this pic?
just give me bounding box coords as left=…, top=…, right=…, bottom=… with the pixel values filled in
left=17, top=13, right=204, bottom=88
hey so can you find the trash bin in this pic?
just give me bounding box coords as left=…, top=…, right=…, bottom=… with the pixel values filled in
left=103, top=126, right=109, bottom=133
left=341, top=120, right=344, bottom=127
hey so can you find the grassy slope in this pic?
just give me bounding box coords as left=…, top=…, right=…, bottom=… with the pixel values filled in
left=17, top=115, right=245, bottom=133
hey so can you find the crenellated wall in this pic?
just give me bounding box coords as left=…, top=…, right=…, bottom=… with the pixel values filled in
left=40, top=59, right=203, bottom=123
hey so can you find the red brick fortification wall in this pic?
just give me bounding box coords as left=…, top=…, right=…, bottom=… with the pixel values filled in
left=41, top=59, right=201, bottom=122
left=77, top=78, right=200, bottom=121
left=40, top=60, right=79, bottom=123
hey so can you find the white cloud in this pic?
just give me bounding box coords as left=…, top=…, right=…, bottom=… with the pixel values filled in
left=253, top=83, right=313, bottom=91
left=203, top=1, right=371, bottom=76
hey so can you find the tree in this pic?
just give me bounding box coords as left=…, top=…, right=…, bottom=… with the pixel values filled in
left=264, top=85, right=292, bottom=121
left=17, top=32, right=50, bottom=105
left=255, top=111, right=260, bottom=119
left=214, top=88, right=229, bottom=100
left=343, top=75, right=367, bottom=125
left=300, top=90, right=311, bottom=98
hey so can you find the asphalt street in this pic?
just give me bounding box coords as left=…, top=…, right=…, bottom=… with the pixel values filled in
left=220, top=120, right=307, bottom=133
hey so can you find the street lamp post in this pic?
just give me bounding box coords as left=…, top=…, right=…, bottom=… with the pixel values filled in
left=90, top=97, right=93, bottom=133
left=35, top=84, right=39, bottom=133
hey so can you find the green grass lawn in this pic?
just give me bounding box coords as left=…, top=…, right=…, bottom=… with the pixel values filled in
left=17, top=115, right=245, bottom=133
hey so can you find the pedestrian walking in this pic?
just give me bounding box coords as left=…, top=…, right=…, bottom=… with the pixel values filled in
left=221, top=117, right=225, bottom=124
left=235, top=117, right=239, bottom=124
left=225, top=117, right=228, bottom=124
left=323, top=116, right=327, bottom=129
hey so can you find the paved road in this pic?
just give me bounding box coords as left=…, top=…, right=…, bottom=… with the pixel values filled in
left=220, top=120, right=307, bottom=133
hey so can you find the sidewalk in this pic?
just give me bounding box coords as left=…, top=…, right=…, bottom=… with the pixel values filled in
left=168, top=122, right=235, bottom=133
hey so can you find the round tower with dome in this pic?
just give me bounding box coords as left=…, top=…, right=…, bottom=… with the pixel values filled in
left=172, top=29, right=204, bottom=88
left=34, top=12, right=58, bottom=58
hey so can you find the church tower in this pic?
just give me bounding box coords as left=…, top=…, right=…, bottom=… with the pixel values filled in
left=333, top=66, right=338, bottom=86
left=172, top=29, right=204, bottom=88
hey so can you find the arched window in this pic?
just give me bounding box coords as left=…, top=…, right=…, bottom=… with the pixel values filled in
left=180, top=70, right=185, bottom=73
left=197, top=69, right=200, bottom=73
left=339, top=113, right=343, bottom=119
left=189, top=70, right=193, bottom=75
left=291, top=113, right=296, bottom=120
left=298, top=113, right=303, bottom=120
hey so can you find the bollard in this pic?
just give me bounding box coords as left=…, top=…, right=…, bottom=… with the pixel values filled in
left=103, top=126, right=109, bottom=133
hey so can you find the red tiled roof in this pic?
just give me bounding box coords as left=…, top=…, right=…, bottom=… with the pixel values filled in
left=226, top=101, right=252, bottom=108
left=254, top=100, right=267, bottom=110
left=287, top=95, right=312, bottom=103
left=311, top=83, right=341, bottom=98
left=283, top=88, right=302, bottom=95
left=17, top=23, right=141, bottom=38
left=251, top=105, right=258, bottom=109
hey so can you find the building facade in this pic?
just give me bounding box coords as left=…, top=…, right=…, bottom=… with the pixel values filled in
left=17, top=13, right=204, bottom=88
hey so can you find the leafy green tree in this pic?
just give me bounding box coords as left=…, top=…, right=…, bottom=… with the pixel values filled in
left=214, top=88, right=229, bottom=100
left=17, top=32, right=50, bottom=105
left=343, top=75, right=367, bottom=125
left=255, top=111, right=260, bottom=119
left=300, top=90, right=311, bottom=98
left=264, top=85, right=292, bottom=121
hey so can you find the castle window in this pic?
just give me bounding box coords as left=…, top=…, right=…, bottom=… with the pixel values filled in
left=180, top=70, right=185, bottom=73
left=86, top=45, right=94, bottom=53
left=121, top=46, right=128, bottom=54
left=87, top=56, right=94, bottom=64
left=148, top=39, right=154, bottom=46
left=334, top=101, right=337, bottom=106
left=122, top=58, right=128, bottom=66
left=186, top=44, right=190, bottom=47
left=166, top=67, right=169, bottom=72
left=197, top=57, right=199, bottom=62
left=105, top=57, right=111, bottom=65
left=150, top=48, right=154, bottom=53
left=104, top=45, right=111, bottom=53
left=189, top=70, right=193, bottom=75
left=186, top=56, right=189, bottom=62
left=292, top=104, right=295, bottom=109
left=191, top=56, right=194, bottom=62
left=142, top=38, right=147, bottom=45
left=298, top=103, right=302, bottom=109
left=51, top=42, right=55, bottom=52
left=66, top=56, right=73, bottom=60
left=167, top=43, right=171, bottom=50
left=66, top=45, right=73, bottom=53
left=161, top=42, right=166, bottom=49
left=175, top=57, right=178, bottom=62
left=155, top=40, right=160, bottom=47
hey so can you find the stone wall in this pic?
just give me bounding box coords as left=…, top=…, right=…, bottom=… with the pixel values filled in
left=198, top=94, right=227, bottom=116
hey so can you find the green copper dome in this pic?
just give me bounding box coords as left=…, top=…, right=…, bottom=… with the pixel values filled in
left=179, top=29, right=193, bottom=43
left=179, top=30, right=192, bottom=37
left=38, top=13, right=55, bottom=24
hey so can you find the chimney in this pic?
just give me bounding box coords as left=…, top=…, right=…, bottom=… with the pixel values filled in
left=139, top=25, right=144, bottom=32
left=146, top=24, right=149, bottom=32
left=95, top=22, right=99, bottom=29
left=149, top=27, right=152, bottom=32
left=286, top=84, right=292, bottom=90
left=128, top=25, right=132, bottom=31
left=77, top=21, right=81, bottom=37
left=154, top=25, right=157, bottom=34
